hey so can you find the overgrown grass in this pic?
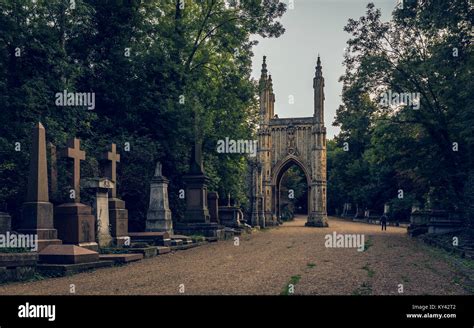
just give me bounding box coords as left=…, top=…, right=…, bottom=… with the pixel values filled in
left=419, top=243, right=474, bottom=293
left=0, top=272, right=47, bottom=286
left=352, top=282, right=372, bottom=295
left=0, top=247, right=31, bottom=253
left=281, top=275, right=302, bottom=295
left=362, top=263, right=375, bottom=278
left=27, top=272, right=47, bottom=283
left=99, top=248, right=130, bottom=254
left=363, top=237, right=373, bottom=251
left=189, top=234, right=206, bottom=242
left=423, top=243, right=474, bottom=270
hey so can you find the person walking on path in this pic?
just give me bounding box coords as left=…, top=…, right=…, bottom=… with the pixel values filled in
left=380, top=214, right=388, bottom=231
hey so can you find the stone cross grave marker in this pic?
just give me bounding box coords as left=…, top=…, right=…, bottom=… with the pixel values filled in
left=61, top=138, right=86, bottom=203
left=103, top=143, right=120, bottom=198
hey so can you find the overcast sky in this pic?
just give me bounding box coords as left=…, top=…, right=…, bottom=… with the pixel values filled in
left=251, top=0, right=397, bottom=138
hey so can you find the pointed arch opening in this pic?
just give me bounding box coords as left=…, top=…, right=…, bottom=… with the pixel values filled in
left=271, top=156, right=311, bottom=222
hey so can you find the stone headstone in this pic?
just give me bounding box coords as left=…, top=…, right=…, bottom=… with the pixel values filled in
left=103, top=143, right=120, bottom=198
left=411, top=204, right=421, bottom=213
left=146, top=162, right=173, bottom=233
left=82, top=178, right=114, bottom=248
left=342, top=203, right=353, bottom=217
left=182, top=143, right=210, bottom=224
left=182, top=173, right=211, bottom=223
left=108, top=198, right=129, bottom=246
left=174, top=143, right=223, bottom=238
left=0, top=212, right=11, bottom=234
left=102, top=143, right=129, bottom=246
left=353, top=205, right=364, bottom=219
left=364, top=209, right=370, bottom=219
left=61, top=138, right=85, bottom=203
left=219, top=206, right=243, bottom=228
left=407, top=207, right=430, bottom=236
left=54, top=203, right=97, bottom=249
left=19, top=123, right=62, bottom=251
left=384, top=203, right=390, bottom=214
left=55, top=138, right=97, bottom=251
left=208, top=192, right=219, bottom=223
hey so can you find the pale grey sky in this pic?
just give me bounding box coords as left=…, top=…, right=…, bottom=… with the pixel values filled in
left=251, top=0, right=396, bottom=138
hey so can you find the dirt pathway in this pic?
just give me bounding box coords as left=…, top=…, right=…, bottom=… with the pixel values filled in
left=0, top=216, right=469, bottom=295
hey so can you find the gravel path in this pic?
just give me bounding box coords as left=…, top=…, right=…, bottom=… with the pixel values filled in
left=0, top=216, right=469, bottom=295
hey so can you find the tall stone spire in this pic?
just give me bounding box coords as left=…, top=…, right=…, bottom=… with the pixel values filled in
left=259, top=55, right=268, bottom=96
left=259, top=56, right=271, bottom=124
left=313, top=55, right=324, bottom=123
left=260, top=55, right=268, bottom=80
left=268, top=75, right=275, bottom=119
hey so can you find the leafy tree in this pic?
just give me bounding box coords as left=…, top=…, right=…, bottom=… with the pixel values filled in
left=0, top=0, right=287, bottom=229
left=280, top=165, right=308, bottom=217
left=329, top=1, right=473, bottom=222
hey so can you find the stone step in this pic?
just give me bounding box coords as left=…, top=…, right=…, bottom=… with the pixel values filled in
left=170, top=239, right=183, bottom=246
left=156, top=246, right=171, bottom=255
left=127, top=247, right=157, bottom=258
left=170, top=234, right=192, bottom=242
left=128, top=231, right=170, bottom=238
left=128, top=232, right=170, bottom=246
left=161, top=239, right=172, bottom=247
left=37, top=261, right=114, bottom=277
left=170, top=243, right=199, bottom=251
left=99, top=253, right=143, bottom=264
left=39, top=245, right=99, bottom=265
left=0, top=253, right=38, bottom=267
left=130, top=242, right=150, bottom=248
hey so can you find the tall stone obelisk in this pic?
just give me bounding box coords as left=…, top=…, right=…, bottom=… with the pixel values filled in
left=19, top=122, right=62, bottom=251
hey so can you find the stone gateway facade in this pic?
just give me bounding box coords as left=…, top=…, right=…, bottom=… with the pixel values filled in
left=250, top=56, right=328, bottom=228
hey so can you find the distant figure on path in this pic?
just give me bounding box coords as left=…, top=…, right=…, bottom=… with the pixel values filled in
left=380, top=214, right=388, bottom=231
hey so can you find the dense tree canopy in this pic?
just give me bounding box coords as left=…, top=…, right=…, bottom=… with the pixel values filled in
left=328, top=1, right=473, bottom=224
left=0, top=0, right=287, bottom=230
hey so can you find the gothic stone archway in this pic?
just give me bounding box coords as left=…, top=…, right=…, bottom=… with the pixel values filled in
left=250, top=56, right=328, bottom=228
left=272, top=154, right=311, bottom=220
